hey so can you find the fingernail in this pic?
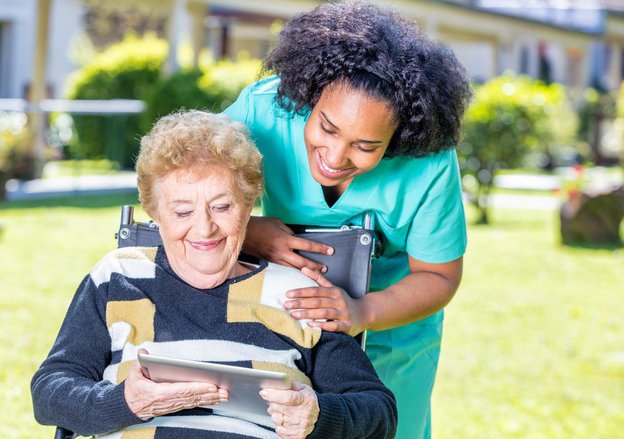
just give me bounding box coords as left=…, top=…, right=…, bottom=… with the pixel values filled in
left=291, top=311, right=301, bottom=318
left=259, top=390, right=268, bottom=398
left=321, top=266, right=328, bottom=273
left=327, top=247, right=334, bottom=255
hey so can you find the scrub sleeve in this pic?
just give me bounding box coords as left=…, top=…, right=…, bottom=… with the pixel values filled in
left=225, top=78, right=467, bottom=439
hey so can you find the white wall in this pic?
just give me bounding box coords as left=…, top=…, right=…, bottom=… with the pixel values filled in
left=0, top=0, right=83, bottom=99
left=451, top=42, right=496, bottom=83
left=0, top=0, right=36, bottom=98
left=47, top=0, right=84, bottom=97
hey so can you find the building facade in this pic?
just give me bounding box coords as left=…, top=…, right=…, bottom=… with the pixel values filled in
left=3, top=0, right=624, bottom=100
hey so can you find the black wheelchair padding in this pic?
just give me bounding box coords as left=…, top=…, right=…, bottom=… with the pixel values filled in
left=116, top=208, right=376, bottom=301
left=117, top=222, right=162, bottom=248
left=117, top=223, right=374, bottom=300
left=293, top=228, right=373, bottom=299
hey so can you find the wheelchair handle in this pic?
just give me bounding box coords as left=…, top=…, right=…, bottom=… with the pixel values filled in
left=120, top=205, right=134, bottom=226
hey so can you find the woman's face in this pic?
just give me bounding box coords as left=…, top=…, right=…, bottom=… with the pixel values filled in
left=153, top=164, right=252, bottom=289
left=303, top=83, right=397, bottom=193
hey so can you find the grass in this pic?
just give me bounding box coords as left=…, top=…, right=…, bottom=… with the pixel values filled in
left=1, top=194, right=623, bottom=438
left=432, top=208, right=624, bottom=438
left=0, top=193, right=140, bottom=438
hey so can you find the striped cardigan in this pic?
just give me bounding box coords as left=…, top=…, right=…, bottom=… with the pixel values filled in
left=32, top=246, right=397, bottom=438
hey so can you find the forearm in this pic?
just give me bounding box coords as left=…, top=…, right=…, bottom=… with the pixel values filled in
left=311, top=391, right=397, bottom=439
left=31, top=369, right=142, bottom=435
left=31, top=274, right=143, bottom=435
left=309, top=333, right=397, bottom=438
left=362, top=258, right=463, bottom=332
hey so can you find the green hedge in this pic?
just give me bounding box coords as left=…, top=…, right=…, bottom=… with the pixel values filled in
left=66, top=35, right=261, bottom=167
left=66, top=34, right=167, bottom=167
left=142, top=57, right=262, bottom=133
left=459, top=74, right=577, bottom=223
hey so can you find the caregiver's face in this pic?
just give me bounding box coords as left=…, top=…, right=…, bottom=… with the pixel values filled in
left=153, top=164, right=252, bottom=289
left=304, top=83, right=397, bottom=194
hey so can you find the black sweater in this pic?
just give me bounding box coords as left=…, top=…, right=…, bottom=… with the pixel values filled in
left=32, top=246, right=397, bottom=438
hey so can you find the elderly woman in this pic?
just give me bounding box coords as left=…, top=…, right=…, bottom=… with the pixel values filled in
left=31, top=111, right=397, bottom=439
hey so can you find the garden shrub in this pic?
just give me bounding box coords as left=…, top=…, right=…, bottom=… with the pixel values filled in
left=141, top=69, right=213, bottom=132
left=0, top=112, right=30, bottom=199
left=612, top=84, right=624, bottom=164
left=66, top=33, right=167, bottom=167
left=578, top=88, right=616, bottom=164
left=459, top=74, right=577, bottom=223
left=197, top=55, right=262, bottom=111
left=142, top=56, right=261, bottom=132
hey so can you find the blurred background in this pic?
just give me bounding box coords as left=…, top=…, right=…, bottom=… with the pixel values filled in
left=0, top=0, right=622, bottom=437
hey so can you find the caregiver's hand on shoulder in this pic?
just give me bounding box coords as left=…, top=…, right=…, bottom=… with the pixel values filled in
left=260, top=381, right=319, bottom=439
left=286, top=268, right=367, bottom=337
left=124, top=350, right=228, bottom=420
left=244, top=216, right=334, bottom=272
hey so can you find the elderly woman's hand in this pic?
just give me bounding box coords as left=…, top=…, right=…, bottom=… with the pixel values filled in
left=244, top=216, right=334, bottom=272
left=284, top=267, right=367, bottom=336
left=260, top=381, right=319, bottom=439
left=124, top=351, right=228, bottom=420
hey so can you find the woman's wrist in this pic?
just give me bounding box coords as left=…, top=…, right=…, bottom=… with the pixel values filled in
left=358, top=294, right=377, bottom=332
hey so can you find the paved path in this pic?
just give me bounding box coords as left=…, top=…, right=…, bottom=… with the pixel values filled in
left=5, top=172, right=137, bottom=201
left=4, top=172, right=563, bottom=210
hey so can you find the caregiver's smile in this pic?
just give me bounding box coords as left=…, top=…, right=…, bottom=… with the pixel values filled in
left=304, top=82, right=397, bottom=194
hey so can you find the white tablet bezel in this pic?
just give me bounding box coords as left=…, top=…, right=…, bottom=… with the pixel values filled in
left=137, top=352, right=291, bottom=420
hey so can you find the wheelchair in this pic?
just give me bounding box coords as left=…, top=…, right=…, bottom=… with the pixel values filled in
left=54, top=205, right=378, bottom=438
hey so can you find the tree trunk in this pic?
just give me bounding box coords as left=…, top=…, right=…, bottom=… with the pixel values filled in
left=475, top=184, right=491, bottom=225
left=0, top=170, right=7, bottom=201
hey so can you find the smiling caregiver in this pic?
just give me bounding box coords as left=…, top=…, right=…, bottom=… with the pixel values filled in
left=223, top=2, right=472, bottom=438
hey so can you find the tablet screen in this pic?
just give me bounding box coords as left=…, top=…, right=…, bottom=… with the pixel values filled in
left=138, top=352, right=291, bottom=420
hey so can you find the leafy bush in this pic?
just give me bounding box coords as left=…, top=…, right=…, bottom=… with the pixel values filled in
left=141, top=69, right=216, bottom=133
left=578, top=88, right=617, bottom=164
left=197, top=55, right=262, bottom=111
left=66, top=33, right=167, bottom=167
left=0, top=112, right=31, bottom=199
left=610, top=84, right=624, bottom=165
left=459, top=74, right=577, bottom=223
left=142, top=56, right=261, bottom=132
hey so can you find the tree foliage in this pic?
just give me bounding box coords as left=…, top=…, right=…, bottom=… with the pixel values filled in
left=0, top=112, right=31, bottom=199
left=459, top=74, right=577, bottom=223
left=66, top=33, right=167, bottom=167
left=141, top=56, right=261, bottom=133
left=65, top=34, right=261, bottom=167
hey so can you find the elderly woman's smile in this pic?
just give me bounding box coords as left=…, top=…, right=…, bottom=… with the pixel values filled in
left=153, top=164, right=252, bottom=290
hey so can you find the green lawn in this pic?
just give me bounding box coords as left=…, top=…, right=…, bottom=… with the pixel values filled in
left=433, top=208, right=624, bottom=438
left=1, top=195, right=622, bottom=438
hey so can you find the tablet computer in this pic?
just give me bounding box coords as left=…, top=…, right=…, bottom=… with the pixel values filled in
left=138, top=352, right=291, bottom=419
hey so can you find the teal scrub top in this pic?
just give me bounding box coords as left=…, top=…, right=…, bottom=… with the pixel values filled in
left=224, top=77, right=467, bottom=323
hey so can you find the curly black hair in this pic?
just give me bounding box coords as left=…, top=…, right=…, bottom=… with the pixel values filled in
left=263, top=1, right=472, bottom=158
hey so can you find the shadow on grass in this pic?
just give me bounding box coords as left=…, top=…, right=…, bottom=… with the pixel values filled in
left=0, top=192, right=140, bottom=210
left=559, top=241, right=623, bottom=251
left=468, top=216, right=554, bottom=230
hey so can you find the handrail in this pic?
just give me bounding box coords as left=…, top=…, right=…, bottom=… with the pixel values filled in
left=0, top=98, right=145, bottom=114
